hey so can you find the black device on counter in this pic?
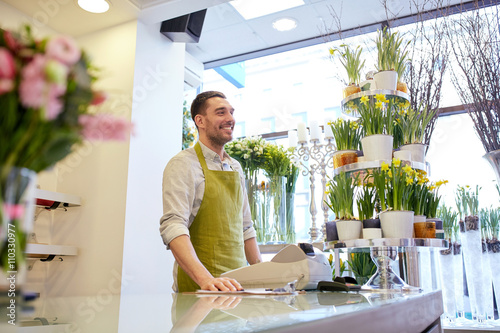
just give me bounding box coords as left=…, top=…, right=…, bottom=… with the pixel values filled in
left=317, top=277, right=361, bottom=292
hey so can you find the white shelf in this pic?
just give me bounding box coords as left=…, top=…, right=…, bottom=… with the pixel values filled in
left=35, top=189, right=81, bottom=207
left=333, top=160, right=427, bottom=176
left=26, top=243, right=78, bottom=258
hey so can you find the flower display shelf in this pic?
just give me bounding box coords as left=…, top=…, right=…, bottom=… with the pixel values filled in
left=341, top=89, right=410, bottom=117
left=35, top=189, right=81, bottom=208
left=333, top=160, right=427, bottom=176
left=26, top=243, right=78, bottom=259
left=324, top=238, right=448, bottom=293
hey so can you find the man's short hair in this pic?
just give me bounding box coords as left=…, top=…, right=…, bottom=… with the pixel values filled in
left=190, top=91, right=226, bottom=123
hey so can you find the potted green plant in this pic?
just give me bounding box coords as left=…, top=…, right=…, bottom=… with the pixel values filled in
left=328, top=118, right=362, bottom=168
left=347, top=250, right=376, bottom=285
left=329, top=44, right=365, bottom=97
left=356, top=184, right=381, bottom=239
left=374, top=27, right=407, bottom=90
left=396, top=103, right=436, bottom=163
left=370, top=158, right=415, bottom=238
left=325, top=172, right=361, bottom=240
left=358, top=94, right=396, bottom=162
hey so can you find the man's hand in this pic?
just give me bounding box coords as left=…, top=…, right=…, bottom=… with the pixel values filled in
left=199, top=277, right=243, bottom=291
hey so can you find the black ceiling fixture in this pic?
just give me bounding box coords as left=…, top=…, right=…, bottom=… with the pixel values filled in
left=160, top=9, right=207, bottom=43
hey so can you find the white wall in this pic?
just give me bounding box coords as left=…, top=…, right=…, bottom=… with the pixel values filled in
left=120, top=20, right=184, bottom=296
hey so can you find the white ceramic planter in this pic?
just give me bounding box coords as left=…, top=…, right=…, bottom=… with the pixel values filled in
left=373, top=70, right=398, bottom=91
left=361, top=134, right=393, bottom=162
left=362, top=228, right=382, bottom=239
left=380, top=210, right=414, bottom=238
left=394, top=150, right=411, bottom=162
left=336, top=220, right=362, bottom=240
left=399, top=143, right=427, bottom=163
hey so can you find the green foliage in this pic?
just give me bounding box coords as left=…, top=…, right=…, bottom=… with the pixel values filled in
left=182, top=101, right=196, bottom=150
left=394, top=103, right=437, bottom=145
left=329, top=44, right=365, bottom=85
left=328, top=118, right=362, bottom=151
left=357, top=94, right=395, bottom=136
left=356, top=184, right=376, bottom=221
left=438, top=205, right=458, bottom=240
left=375, top=26, right=410, bottom=75
left=347, top=251, right=376, bottom=284
left=456, top=185, right=481, bottom=217
left=325, top=172, right=359, bottom=220
left=370, top=159, right=414, bottom=212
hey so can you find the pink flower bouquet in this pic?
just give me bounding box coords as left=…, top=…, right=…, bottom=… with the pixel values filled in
left=0, top=25, right=132, bottom=178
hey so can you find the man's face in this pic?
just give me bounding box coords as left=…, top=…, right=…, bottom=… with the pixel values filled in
left=198, top=97, right=235, bottom=147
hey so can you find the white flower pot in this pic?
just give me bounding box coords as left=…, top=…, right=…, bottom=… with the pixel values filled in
left=373, top=70, right=398, bottom=91
left=380, top=210, right=414, bottom=238
left=361, top=134, right=393, bottom=162
left=362, top=228, right=382, bottom=239
left=393, top=150, right=411, bottom=162
left=336, top=220, right=362, bottom=240
left=399, top=143, right=427, bottom=163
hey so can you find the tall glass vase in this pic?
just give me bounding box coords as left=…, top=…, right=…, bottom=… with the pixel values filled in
left=452, top=237, right=467, bottom=325
left=285, top=191, right=295, bottom=244
left=245, top=171, right=267, bottom=244
left=267, top=175, right=286, bottom=244
left=439, top=242, right=456, bottom=326
left=460, top=215, right=490, bottom=326
left=0, top=167, right=37, bottom=307
left=488, top=237, right=500, bottom=325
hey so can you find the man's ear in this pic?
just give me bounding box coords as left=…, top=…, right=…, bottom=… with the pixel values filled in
left=194, top=114, right=204, bottom=129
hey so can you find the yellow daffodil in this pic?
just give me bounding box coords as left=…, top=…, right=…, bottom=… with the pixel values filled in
left=375, top=101, right=383, bottom=109
left=403, top=165, right=413, bottom=174
left=329, top=48, right=334, bottom=55
left=360, top=95, right=369, bottom=104
left=375, top=93, right=386, bottom=102
left=387, top=170, right=392, bottom=178
left=393, top=158, right=401, bottom=167
left=406, top=177, right=414, bottom=185
left=381, top=162, right=390, bottom=171
left=436, top=180, right=443, bottom=187
left=430, top=185, right=436, bottom=191
left=404, top=101, right=410, bottom=108
left=350, top=121, right=359, bottom=129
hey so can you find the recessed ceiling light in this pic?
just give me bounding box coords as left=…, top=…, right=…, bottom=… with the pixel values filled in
left=77, top=0, right=110, bottom=13
left=273, top=18, right=298, bottom=32
left=230, top=0, right=304, bottom=20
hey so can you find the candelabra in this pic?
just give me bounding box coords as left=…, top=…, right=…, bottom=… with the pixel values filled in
left=294, top=136, right=336, bottom=243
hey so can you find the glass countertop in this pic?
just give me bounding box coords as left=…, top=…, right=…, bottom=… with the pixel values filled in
left=11, top=290, right=443, bottom=333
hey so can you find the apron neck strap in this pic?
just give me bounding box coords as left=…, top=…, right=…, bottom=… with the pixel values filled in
left=194, top=142, right=209, bottom=171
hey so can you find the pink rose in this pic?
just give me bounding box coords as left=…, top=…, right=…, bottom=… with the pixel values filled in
left=79, top=114, right=132, bottom=141
left=46, top=36, right=81, bottom=65
left=19, top=54, right=66, bottom=119
left=0, top=47, right=16, bottom=79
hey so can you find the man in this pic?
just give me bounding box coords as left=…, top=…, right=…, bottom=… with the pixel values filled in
left=160, top=91, right=262, bottom=293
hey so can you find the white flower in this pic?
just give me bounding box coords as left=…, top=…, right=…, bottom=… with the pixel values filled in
left=243, top=154, right=250, bottom=159
left=235, top=143, right=242, bottom=149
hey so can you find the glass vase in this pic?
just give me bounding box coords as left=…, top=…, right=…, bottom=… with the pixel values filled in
left=246, top=171, right=267, bottom=244
left=285, top=191, right=295, bottom=244
left=0, top=167, right=37, bottom=307
left=488, top=237, right=500, bottom=325
left=460, top=215, right=491, bottom=326
left=439, top=242, right=456, bottom=326
left=267, top=175, right=286, bottom=244
left=452, top=237, right=468, bottom=325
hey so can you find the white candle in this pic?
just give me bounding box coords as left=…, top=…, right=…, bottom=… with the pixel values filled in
left=297, top=122, right=307, bottom=142
left=309, top=120, right=321, bottom=141
left=324, top=119, right=334, bottom=139
left=288, top=130, right=298, bottom=147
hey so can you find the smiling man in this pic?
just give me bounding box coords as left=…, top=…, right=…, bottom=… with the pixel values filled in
left=160, top=91, right=262, bottom=293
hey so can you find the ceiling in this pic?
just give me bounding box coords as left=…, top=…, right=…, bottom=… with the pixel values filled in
left=1, top=0, right=482, bottom=68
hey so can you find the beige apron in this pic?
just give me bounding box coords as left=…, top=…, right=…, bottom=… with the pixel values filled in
left=177, top=142, right=246, bottom=292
